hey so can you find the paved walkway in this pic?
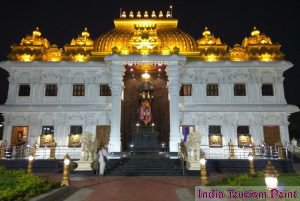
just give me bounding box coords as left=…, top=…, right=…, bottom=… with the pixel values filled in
left=38, top=174, right=201, bottom=201
left=37, top=162, right=300, bottom=201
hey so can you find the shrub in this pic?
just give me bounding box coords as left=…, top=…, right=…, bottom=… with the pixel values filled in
left=0, top=166, right=59, bottom=201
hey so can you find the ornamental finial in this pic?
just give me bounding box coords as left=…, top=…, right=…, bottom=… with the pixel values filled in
left=121, top=11, right=126, bottom=18
left=166, top=11, right=171, bottom=18
left=144, top=11, right=149, bottom=18
left=129, top=11, right=134, bottom=18
left=251, top=26, right=260, bottom=36
left=33, top=27, right=41, bottom=37
left=137, top=11, right=141, bottom=18
left=159, top=11, right=163, bottom=18
left=151, top=11, right=156, bottom=18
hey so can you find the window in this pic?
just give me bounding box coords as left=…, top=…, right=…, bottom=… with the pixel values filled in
left=237, top=126, right=251, bottom=147
left=262, top=84, right=274, bottom=96
left=237, top=126, right=250, bottom=135
left=70, top=126, right=83, bottom=134
left=42, top=126, right=54, bottom=134
left=18, top=84, right=30, bottom=96
left=69, top=126, right=82, bottom=147
left=207, top=84, right=219, bottom=96
left=209, top=125, right=221, bottom=134
left=73, top=84, right=85, bottom=96
left=209, top=125, right=222, bottom=147
left=45, top=84, right=58, bottom=96
left=100, top=84, right=111, bottom=96
left=180, top=85, right=192, bottom=96
left=234, top=84, right=246, bottom=96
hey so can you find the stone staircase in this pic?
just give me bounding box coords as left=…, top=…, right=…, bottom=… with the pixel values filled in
left=105, top=152, right=183, bottom=176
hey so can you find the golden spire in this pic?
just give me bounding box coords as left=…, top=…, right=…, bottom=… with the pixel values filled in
left=137, top=11, right=141, bottom=18
left=33, top=27, right=41, bottom=37
left=81, top=27, right=90, bottom=37
left=151, top=11, right=156, bottom=18
left=197, top=27, right=228, bottom=61
left=121, top=11, right=126, bottom=18
left=144, top=11, right=149, bottom=18
left=202, top=27, right=211, bottom=37
left=166, top=11, right=171, bottom=18
left=129, top=11, right=134, bottom=18
left=241, top=26, right=283, bottom=61
left=251, top=26, right=260, bottom=36
left=159, top=11, right=163, bottom=18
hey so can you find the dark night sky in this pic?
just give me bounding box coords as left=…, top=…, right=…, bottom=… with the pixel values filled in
left=0, top=0, right=300, bottom=106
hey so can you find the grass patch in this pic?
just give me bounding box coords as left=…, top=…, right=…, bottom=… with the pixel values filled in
left=207, top=172, right=300, bottom=186
left=0, top=166, right=60, bottom=201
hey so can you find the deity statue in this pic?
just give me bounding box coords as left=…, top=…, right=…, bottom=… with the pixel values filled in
left=139, top=99, right=152, bottom=125
left=137, top=82, right=154, bottom=125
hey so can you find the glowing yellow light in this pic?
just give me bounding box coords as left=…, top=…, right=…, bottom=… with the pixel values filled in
left=74, top=54, right=86, bottom=62
left=20, top=54, right=33, bottom=62
left=129, top=11, right=134, bottom=18
left=260, top=54, right=273, bottom=62
left=161, top=47, right=170, bottom=55
left=206, top=54, right=218, bottom=62
left=142, top=71, right=150, bottom=79
left=140, top=46, right=149, bottom=55
left=121, top=47, right=129, bottom=55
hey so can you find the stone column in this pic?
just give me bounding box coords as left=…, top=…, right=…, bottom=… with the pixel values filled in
left=2, top=114, right=12, bottom=145
left=109, top=64, right=124, bottom=152
left=166, top=64, right=181, bottom=152
left=6, top=69, right=17, bottom=104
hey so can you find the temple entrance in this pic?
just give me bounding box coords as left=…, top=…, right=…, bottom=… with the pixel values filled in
left=263, top=126, right=281, bottom=146
left=121, top=64, right=169, bottom=151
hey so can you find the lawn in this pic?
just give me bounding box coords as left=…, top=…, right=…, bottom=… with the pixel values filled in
left=0, top=166, right=59, bottom=201
left=207, top=172, right=300, bottom=186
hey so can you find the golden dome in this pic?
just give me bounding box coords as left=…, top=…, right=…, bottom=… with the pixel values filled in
left=64, top=27, right=94, bottom=62
left=70, top=27, right=94, bottom=46
left=20, top=27, right=50, bottom=48
left=197, top=27, right=228, bottom=61
left=9, top=27, right=50, bottom=61
left=92, top=17, right=198, bottom=57
left=242, top=26, right=284, bottom=61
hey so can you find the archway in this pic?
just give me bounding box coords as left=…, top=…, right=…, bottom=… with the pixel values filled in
left=121, top=64, right=169, bottom=151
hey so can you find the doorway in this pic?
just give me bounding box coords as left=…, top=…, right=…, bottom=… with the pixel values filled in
left=263, top=126, right=281, bottom=146
left=11, top=126, right=29, bottom=146
left=121, top=64, right=170, bottom=151
left=96, top=125, right=111, bottom=148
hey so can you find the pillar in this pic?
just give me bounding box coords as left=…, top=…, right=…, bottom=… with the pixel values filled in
left=109, top=64, right=125, bottom=152
left=166, top=64, right=181, bottom=152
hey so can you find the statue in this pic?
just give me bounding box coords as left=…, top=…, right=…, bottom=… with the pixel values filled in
left=80, top=132, right=97, bottom=161
left=139, top=100, right=152, bottom=125
left=185, top=131, right=202, bottom=160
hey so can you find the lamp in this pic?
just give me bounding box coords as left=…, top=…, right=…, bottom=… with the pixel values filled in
left=200, top=155, right=208, bottom=185
left=27, top=154, right=34, bottom=174
left=264, top=161, right=279, bottom=189
left=61, top=154, right=71, bottom=186
left=248, top=152, right=255, bottom=175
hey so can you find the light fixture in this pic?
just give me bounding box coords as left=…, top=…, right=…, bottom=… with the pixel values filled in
left=248, top=152, right=255, bottom=175
left=61, top=154, right=71, bottom=186
left=141, top=71, right=150, bottom=79
left=264, top=161, right=279, bottom=189
left=200, top=154, right=208, bottom=185
left=27, top=155, right=34, bottom=174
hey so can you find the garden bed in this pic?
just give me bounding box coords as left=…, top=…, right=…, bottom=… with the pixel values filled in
left=0, top=166, right=59, bottom=201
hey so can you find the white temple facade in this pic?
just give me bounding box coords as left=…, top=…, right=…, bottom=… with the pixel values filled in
left=0, top=11, right=298, bottom=158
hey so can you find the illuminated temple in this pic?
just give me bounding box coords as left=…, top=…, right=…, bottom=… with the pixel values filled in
left=0, top=10, right=298, bottom=160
